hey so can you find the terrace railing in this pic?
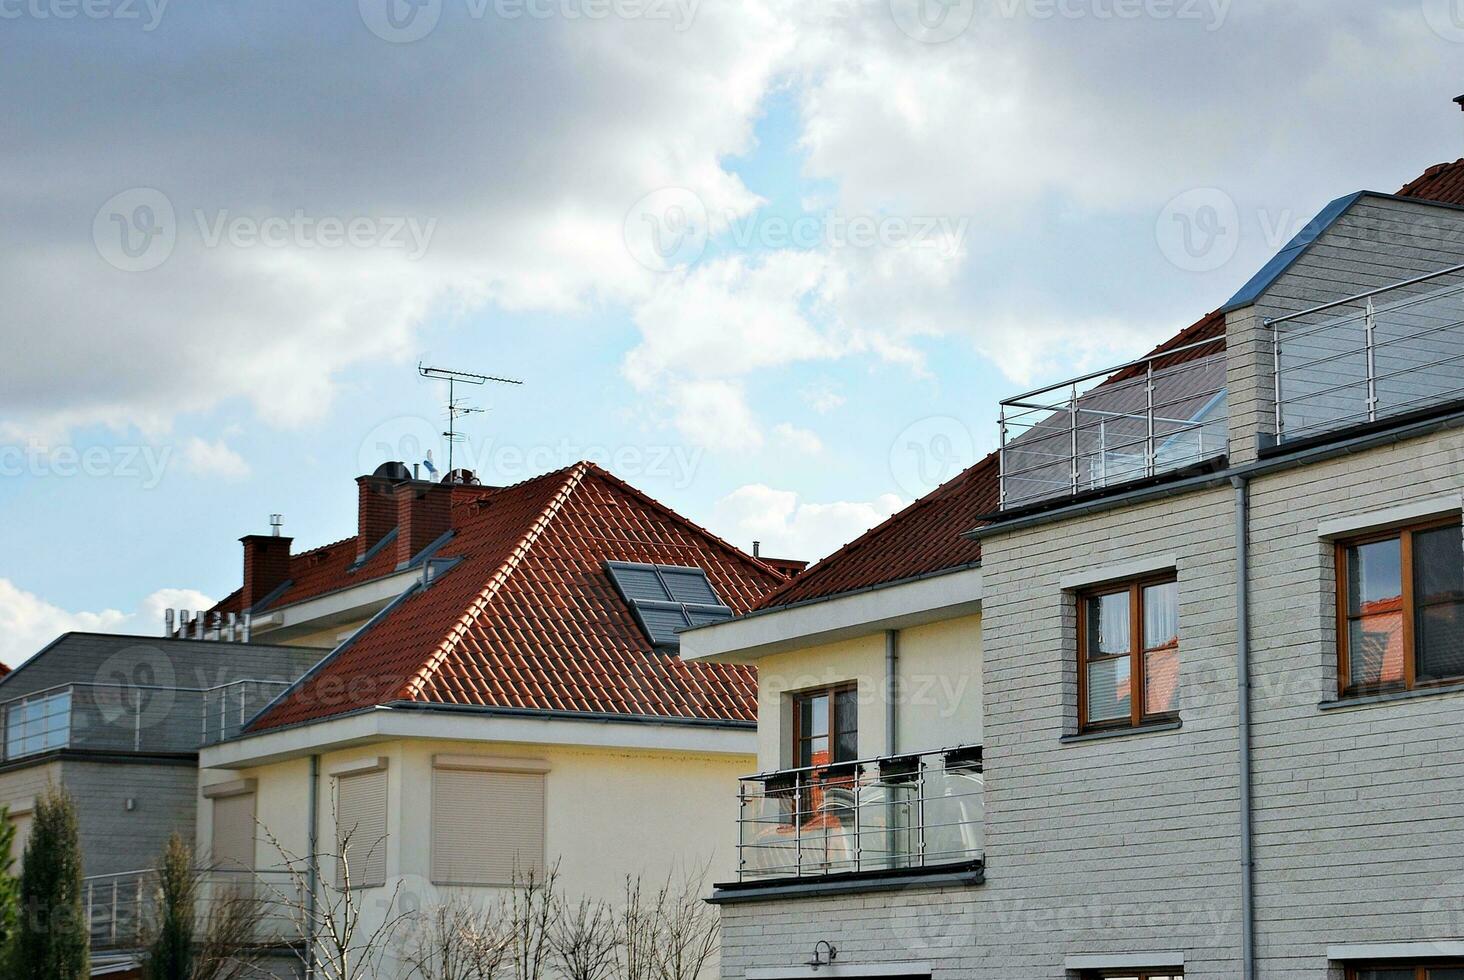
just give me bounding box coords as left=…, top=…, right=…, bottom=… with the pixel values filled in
left=735, top=745, right=983, bottom=882
left=1269, top=265, right=1464, bottom=445
left=85, top=867, right=304, bottom=950
left=0, top=679, right=291, bottom=761
left=998, top=337, right=1228, bottom=510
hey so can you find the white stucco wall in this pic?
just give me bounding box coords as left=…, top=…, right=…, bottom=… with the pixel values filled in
left=751, top=613, right=983, bottom=771
left=198, top=733, right=750, bottom=978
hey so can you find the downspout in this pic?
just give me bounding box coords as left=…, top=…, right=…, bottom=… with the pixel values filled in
left=885, top=630, right=899, bottom=756
left=306, top=753, right=320, bottom=980
left=1232, top=476, right=1256, bottom=980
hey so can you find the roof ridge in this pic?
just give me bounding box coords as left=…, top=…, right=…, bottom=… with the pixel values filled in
left=572, top=460, right=785, bottom=580
left=400, top=462, right=591, bottom=701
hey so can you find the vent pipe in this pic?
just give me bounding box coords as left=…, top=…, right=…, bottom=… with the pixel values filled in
left=164, top=609, right=175, bottom=638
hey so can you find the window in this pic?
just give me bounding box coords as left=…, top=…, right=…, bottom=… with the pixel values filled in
left=1347, top=966, right=1464, bottom=980
left=209, top=793, right=256, bottom=872
left=4, top=689, right=72, bottom=759
left=792, top=684, right=857, bottom=769
left=1078, top=576, right=1179, bottom=730
left=1089, top=973, right=1183, bottom=980
left=605, top=561, right=734, bottom=648
left=431, top=764, right=546, bottom=885
left=1337, top=519, right=1464, bottom=696
left=335, top=770, right=387, bottom=889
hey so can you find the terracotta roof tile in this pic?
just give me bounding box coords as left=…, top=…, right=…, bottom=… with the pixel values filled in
left=248, top=463, right=784, bottom=731
left=1398, top=158, right=1464, bottom=205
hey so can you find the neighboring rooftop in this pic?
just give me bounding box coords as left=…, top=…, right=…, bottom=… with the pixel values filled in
left=751, top=157, right=1464, bottom=612
left=245, top=461, right=788, bottom=733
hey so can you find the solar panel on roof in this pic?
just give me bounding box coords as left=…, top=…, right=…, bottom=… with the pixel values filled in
left=605, top=561, right=733, bottom=648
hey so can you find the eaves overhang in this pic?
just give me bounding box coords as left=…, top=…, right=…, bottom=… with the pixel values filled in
left=201, top=702, right=757, bottom=770
left=678, top=564, right=983, bottom=664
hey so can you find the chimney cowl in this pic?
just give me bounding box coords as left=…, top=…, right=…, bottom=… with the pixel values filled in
left=1455, top=94, right=1464, bottom=111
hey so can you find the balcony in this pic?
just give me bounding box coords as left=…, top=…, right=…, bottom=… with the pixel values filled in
left=0, top=679, right=291, bottom=761
left=998, top=336, right=1228, bottom=511
left=734, top=746, right=983, bottom=883
left=85, top=868, right=304, bottom=951
left=1270, top=266, right=1464, bottom=445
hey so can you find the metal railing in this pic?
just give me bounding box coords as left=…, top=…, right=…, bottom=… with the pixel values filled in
left=1268, top=265, right=1464, bottom=444
left=85, top=867, right=304, bottom=950
left=998, top=338, right=1228, bottom=510
left=735, top=745, right=983, bottom=882
left=0, top=679, right=292, bottom=761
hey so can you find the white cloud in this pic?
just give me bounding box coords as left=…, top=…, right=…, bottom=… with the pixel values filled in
left=660, top=379, right=766, bottom=454
left=181, top=437, right=251, bottom=479
left=712, top=483, right=906, bottom=563
left=773, top=422, right=824, bottom=455
left=800, top=383, right=846, bottom=415
left=0, top=580, right=214, bottom=668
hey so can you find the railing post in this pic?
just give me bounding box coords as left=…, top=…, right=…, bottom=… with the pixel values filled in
left=86, top=880, right=93, bottom=941
left=1069, top=383, right=1079, bottom=494
left=1271, top=320, right=1284, bottom=442
left=736, top=781, right=746, bottom=882
left=133, top=689, right=142, bottom=752
left=1365, top=297, right=1378, bottom=422
left=997, top=404, right=1008, bottom=509
left=794, top=770, right=803, bottom=878
left=1145, top=359, right=1155, bottom=476
left=916, top=758, right=927, bottom=868
left=110, top=881, right=118, bottom=944
left=852, top=766, right=862, bottom=874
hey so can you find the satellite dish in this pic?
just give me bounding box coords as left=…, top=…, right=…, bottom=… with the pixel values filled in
left=373, top=461, right=412, bottom=481
left=443, top=468, right=480, bottom=486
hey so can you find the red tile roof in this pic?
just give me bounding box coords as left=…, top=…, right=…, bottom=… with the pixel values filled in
left=248, top=463, right=786, bottom=732
left=1398, top=158, right=1464, bottom=204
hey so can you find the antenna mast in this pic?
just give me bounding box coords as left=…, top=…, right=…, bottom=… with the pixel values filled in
left=417, top=363, right=523, bottom=477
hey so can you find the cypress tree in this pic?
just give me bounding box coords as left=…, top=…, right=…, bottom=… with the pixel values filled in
left=143, top=834, right=195, bottom=980
left=13, top=786, right=88, bottom=979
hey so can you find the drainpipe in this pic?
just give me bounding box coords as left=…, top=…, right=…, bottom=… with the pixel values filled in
left=306, top=753, right=320, bottom=980
left=885, top=630, right=899, bottom=756
left=1232, top=476, right=1256, bottom=980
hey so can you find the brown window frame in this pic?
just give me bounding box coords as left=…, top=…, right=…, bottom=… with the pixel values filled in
left=1336, top=517, right=1464, bottom=699
left=1086, top=971, right=1184, bottom=980
left=790, top=683, right=857, bottom=770
left=1345, top=964, right=1464, bottom=980
left=1077, top=574, right=1180, bottom=732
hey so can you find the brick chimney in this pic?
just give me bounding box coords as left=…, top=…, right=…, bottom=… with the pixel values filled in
left=356, top=475, right=400, bottom=562
left=241, top=534, right=293, bottom=611
left=395, top=482, right=453, bottom=566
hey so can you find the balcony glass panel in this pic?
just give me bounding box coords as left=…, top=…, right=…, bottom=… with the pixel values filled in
left=736, top=746, right=982, bottom=882
left=5, top=690, right=71, bottom=759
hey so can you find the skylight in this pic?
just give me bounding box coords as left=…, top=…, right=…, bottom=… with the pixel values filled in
left=605, top=561, right=734, bottom=648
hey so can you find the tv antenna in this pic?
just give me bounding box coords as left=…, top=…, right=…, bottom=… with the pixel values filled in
left=417, top=363, right=523, bottom=477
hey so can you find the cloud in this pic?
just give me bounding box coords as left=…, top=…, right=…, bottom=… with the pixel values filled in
left=773, top=422, right=824, bottom=455
left=712, top=483, right=905, bottom=563
left=800, top=383, right=846, bottom=415
left=0, top=580, right=214, bottom=668
left=181, top=437, right=251, bottom=479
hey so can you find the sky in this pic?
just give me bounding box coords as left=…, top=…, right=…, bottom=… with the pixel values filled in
left=1, top=0, right=1462, bottom=665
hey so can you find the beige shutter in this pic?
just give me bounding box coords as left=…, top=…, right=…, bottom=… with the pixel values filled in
left=431, top=768, right=545, bottom=885
left=209, top=793, right=256, bottom=871
left=336, top=771, right=387, bottom=888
